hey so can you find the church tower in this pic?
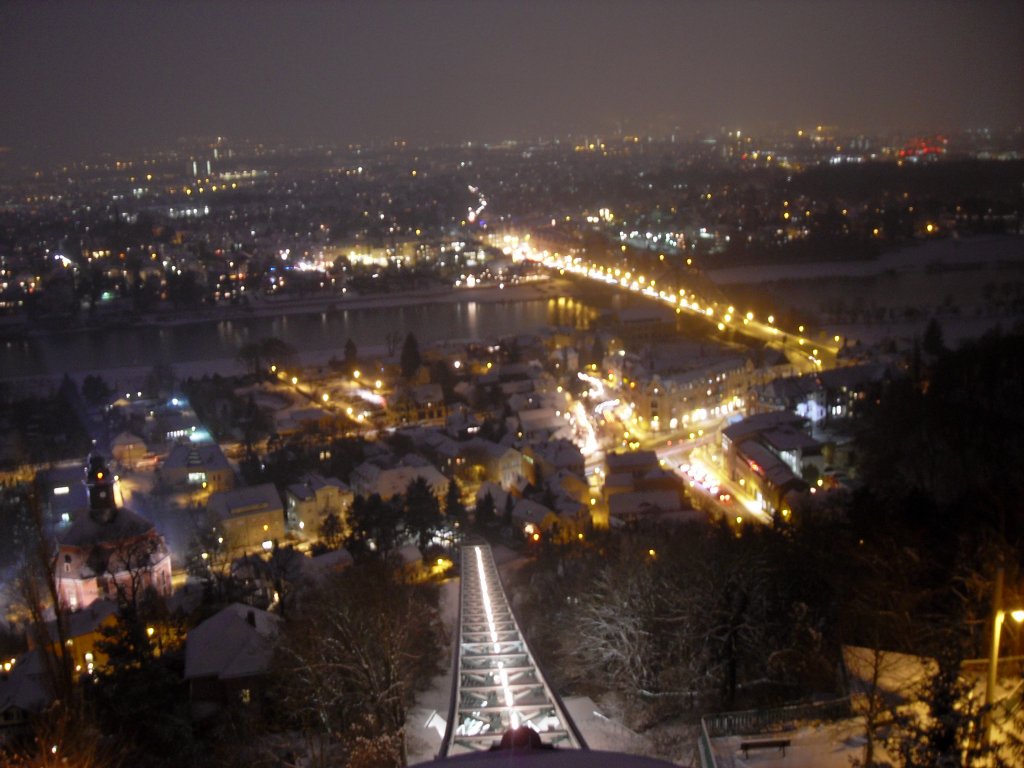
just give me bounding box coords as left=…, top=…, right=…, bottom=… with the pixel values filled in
left=85, top=454, right=117, bottom=524
left=57, top=455, right=172, bottom=611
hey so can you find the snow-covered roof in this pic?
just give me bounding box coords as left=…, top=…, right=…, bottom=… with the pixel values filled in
left=608, top=490, right=683, bottom=518
left=307, top=548, right=355, bottom=576
left=516, top=408, right=562, bottom=431
left=722, top=411, right=807, bottom=445
left=364, top=465, right=449, bottom=500
left=57, top=504, right=156, bottom=549
left=736, top=441, right=802, bottom=489
left=476, top=482, right=511, bottom=511
left=162, top=441, right=231, bottom=473
left=0, top=649, right=51, bottom=718
left=605, top=450, right=659, bottom=474
left=530, top=438, right=584, bottom=470
left=208, top=483, right=283, bottom=520
left=760, top=425, right=823, bottom=454
left=45, top=599, right=118, bottom=643
left=511, top=498, right=553, bottom=526
left=184, top=603, right=280, bottom=681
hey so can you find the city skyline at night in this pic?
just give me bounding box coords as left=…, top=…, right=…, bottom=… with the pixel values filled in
left=1, top=3, right=1023, bottom=766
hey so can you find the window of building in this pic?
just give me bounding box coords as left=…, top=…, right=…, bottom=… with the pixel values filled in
left=240, top=688, right=251, bottom=704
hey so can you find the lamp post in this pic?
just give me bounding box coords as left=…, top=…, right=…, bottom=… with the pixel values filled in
left=984, top=566, right=1024, bottom=748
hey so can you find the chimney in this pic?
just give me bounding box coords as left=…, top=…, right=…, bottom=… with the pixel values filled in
left=246, top=610, right=256, bottom=628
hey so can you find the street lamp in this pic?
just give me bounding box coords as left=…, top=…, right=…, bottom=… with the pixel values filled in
left=984, top=566, right=1024, bottom=747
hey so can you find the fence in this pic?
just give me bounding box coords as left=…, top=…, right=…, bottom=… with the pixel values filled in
left=697, top=698, right=853, bottom=768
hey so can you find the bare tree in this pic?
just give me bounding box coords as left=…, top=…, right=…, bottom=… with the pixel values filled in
left=564, top=562, right=657, bottom=695
left=18, top=492, right=74, bottom=706
left=4, top=493, right=123, bottom=767
left=95, top=534, right=168, bottom=611
left=273, top=562, right=445, bottom=766
left=4, top=702, right=125, bottom=768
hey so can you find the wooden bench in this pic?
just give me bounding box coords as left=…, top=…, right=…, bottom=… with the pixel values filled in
left=739, top=737, right=791, bottom=758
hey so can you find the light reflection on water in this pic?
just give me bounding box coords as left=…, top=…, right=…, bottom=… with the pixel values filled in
left=1, top=297, right=600, bottom=380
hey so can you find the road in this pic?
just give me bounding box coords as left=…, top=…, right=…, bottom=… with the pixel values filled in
left=503, top=231, right=842, bottom=375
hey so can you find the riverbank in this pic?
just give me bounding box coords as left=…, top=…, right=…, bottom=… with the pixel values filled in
left=8, top=277, right=571, bottom=339
left=0, top=279, right=579, bottom=392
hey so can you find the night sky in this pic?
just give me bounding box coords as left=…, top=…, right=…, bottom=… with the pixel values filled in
left=1, top=0, right=1022, bottom=162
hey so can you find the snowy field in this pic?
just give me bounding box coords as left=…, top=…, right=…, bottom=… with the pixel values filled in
left=706, top=236, right=1024, bottom=286
left=707, top=235, right=1024, bottom=348
left=710, top=718, right=891, bottom=768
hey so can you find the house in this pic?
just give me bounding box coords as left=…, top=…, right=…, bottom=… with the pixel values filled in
left=31, top=600, right=119, bottom=676
left=721, top=411, right=807, bottom=456
left=605, top=305, right=676, bottom=344
left=524, top=438, right=585, bottom=483
left=752, top=363, right=894, bottom=423
left=35, top=464, right=89, bottom=526
left=464, top=439, right=524, bottom=489
left=285, top=473, right=352, bottom=540
left=272, top=406, right=340, bottom=437
left=152, top=409, right=202, bottom=445
left=55, top=456, right=172, bottom=612
left=392, top=383, right=447, bottom=424
left=510, top=497, right=585, bottom=543
left=349, top=460, right=449, bottom=502
left=305, top=548, right=355, bottom=581
left=184, top=603, right=281, bottom=720
left=207, top=483, right=286, bottom=553
left=608, top=490, right=687, bottom=525
left=759, top=425, right=826, bottom=478
left=406, top=428, right=464, bottom=476
left=159, top=441, right=235, bottom=493
left=444, top=407, right=481, bottom=439
left=721, top=412, right=818, bottom=514
left=0, top=650, right=51, bottom=744
left=606, top=342, right=752, bottom=430
left=229, top=547, right=307, bottom=609
left=509, top=408, right=572, bottom=443
left=733, top=441, right=807, bottom=515
left=605, top=450, right=662, bottom=484
left=110, top=432, right=147, bottom=469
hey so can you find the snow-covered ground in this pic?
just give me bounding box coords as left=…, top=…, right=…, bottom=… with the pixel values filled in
left=710, top=717, right=891, bottom=768
left=706, top=235, right=1024, bottom=349
left=706, top=236, right=1024, bottom=286
left=406, top=577, right=460, bottom=764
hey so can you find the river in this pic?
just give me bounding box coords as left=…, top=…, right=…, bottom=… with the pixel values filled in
left=0, top=291, right=601, bottom=387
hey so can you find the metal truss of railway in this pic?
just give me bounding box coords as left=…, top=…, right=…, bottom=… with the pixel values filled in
left=440, top=543, right=587, bottom=756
